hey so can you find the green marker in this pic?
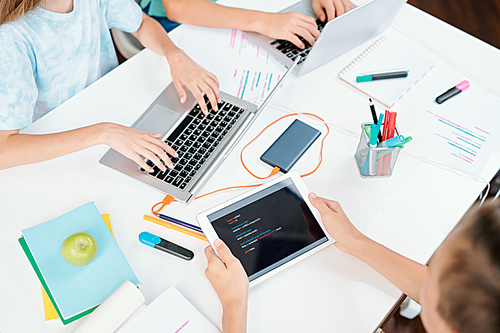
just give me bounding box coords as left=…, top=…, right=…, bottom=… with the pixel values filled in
left=364, top=124, right=371, bottom=138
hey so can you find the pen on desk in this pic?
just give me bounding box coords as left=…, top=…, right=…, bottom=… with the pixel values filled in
left=154, top=213, right=203, bottom=233
left=139, top=231, right=194, bottom=260
left=143, top=215, right=208, bottom=242
left=435, top=80, right=469, bottom=104
left=356, top=70, right=409, bottom=83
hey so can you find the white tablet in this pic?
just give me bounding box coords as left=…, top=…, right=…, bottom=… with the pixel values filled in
left=197, top=172, right=333, bottom=288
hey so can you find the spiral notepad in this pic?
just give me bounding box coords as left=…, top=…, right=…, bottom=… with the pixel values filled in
left=339, top=37, right=434, bottom=108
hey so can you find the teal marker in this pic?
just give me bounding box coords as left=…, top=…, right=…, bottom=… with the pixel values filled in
left=356, top=70, right=409, bottom=83
left=376, top=137, right=412, bottom=158
left=369, top=124, right=378, bottom=146
left=394, top=136, right=413, bottom=148
left=361, top=125, right=378, bottom=176
left=379, top=135, right=405, bottom=148
left=139, top=232, right=194, bottom=260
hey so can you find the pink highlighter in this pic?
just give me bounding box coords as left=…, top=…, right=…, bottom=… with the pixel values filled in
left=435, top=80, right=470, bottom=104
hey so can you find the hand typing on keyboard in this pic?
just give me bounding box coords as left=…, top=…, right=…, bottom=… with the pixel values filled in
left=270, top=18, right=326, bottom=65
left=255, top=12, right=320, bottom=49
left=146, top=98, right=245, bottom=191
left=102, top=123, right=177, bottom=173
left=312, top=0, right=354, bottom=22
left=166, top=49, right=221, bottom=116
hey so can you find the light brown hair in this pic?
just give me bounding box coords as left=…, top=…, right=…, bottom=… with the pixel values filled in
left=0, top=0, right=42, bottom=25
left=438, top=200, right=500, bottom=333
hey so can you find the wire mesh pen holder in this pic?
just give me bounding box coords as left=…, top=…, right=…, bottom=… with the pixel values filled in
left=355, top=123, right=403, bottom=178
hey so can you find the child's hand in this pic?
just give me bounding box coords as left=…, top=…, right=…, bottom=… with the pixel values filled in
left=204, top=239, right=249, bottom=309
left=257, top=12, right=320, bottom=49
left=308, top=193, right=365, bottom=255
left=100, top=123, right=177, bottom=172
left=312, top=0, right=354, bottom=22
left=166, top=49, right=221, bottom=115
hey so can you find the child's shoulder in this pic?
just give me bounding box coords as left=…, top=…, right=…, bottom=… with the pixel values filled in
left=0, top=11, right=47, bottom=57
left=0, top=20, right=30, bottom=47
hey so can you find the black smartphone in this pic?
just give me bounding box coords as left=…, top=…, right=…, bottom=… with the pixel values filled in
left=260, top=119, right=321, bottom=173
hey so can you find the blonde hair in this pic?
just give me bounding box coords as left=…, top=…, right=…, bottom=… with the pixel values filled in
left=0, top=0, right=42, bottom=25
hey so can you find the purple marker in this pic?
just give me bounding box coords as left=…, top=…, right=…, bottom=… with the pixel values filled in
left=435, top=80, right=469, bottom=104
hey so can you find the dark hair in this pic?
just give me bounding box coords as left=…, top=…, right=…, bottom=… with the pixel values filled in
left=437, top=200, right=500, bottom=333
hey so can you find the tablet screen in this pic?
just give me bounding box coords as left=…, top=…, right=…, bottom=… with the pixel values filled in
left=207, top=178, right=328, bottom=281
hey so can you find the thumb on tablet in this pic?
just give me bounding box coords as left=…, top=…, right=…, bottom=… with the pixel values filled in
left=309, top=192, right=332, bottom=216
left=214, top=239, right=236, bottom=265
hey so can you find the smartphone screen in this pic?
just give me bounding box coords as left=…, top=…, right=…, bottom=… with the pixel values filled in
left=260, top=119, right=321, bottom=173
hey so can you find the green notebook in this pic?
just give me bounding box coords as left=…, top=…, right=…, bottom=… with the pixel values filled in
left=19, top=237, right=97, bottom=325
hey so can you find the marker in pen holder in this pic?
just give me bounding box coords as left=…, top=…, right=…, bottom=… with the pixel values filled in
left=355, top=122, right=404, bottom=178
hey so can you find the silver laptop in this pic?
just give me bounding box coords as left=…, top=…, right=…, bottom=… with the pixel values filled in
left=245, top=0, right=407, bottom=76
left=99, top=58, right=299, bottom=203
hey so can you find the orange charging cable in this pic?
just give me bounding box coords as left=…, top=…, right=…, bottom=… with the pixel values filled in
left=151, top=112, right=329, bottom=214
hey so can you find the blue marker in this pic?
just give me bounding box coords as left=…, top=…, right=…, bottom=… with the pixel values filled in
left=139, top=232, right=194, bottom=261
left=375, top=113, right=384, bottom=143
left=379, top=135, right=405, bottom=148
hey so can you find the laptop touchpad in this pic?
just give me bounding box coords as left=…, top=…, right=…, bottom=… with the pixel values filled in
left=134, top=105, right=180, bottom=137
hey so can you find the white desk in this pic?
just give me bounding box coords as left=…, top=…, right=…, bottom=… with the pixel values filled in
left=1, top=1, right=500, bottom=332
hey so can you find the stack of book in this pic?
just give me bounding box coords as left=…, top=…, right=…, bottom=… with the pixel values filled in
left=19, top=202, right=139, bottom=324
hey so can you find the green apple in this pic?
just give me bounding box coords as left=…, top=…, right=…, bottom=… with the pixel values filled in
left=61, top=232, right=98, bottom=267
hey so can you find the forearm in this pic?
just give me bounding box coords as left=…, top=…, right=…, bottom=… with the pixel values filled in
left=163, top=0, right=266, bottom=32
left=132, top=13, right=182, bottom=58
left=350, top=235, right=428, bottom=303
left=222, top=302, right=248, bottom=333
left=0, top=123, right=106, bottom=170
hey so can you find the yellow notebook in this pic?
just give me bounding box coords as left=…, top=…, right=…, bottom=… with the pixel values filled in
left=42, top=214, right=114, bottom=321
left=338, top=36, right=434, bottom=108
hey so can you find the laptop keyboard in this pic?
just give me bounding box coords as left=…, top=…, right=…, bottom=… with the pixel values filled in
left=143, top=95, right=245, bottom=190
left=270, top=19, right=326, bottom=65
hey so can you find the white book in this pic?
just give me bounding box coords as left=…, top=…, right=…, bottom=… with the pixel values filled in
left=72, top=281, right=220, bottom=333
left=339, top=36, right=434, bottom=108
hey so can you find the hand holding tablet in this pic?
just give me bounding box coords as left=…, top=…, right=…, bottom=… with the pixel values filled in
left=204, top=240, right=249, bottom=308
left=308, top=193, right=365, bottom=255
left=197, top=172, right=334, bottom=287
